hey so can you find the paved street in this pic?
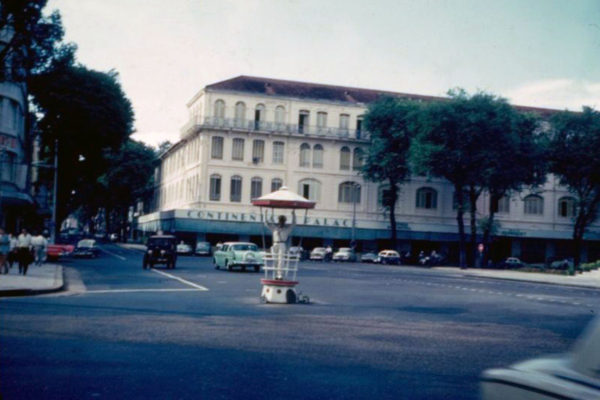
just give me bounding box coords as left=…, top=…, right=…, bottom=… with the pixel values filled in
left=1, top=244, right=599, bottom=400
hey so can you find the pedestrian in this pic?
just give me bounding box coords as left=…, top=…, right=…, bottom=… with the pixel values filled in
left=16, top=228, right=33, bottom=275
left=0, top=228, right=9, bottom=274
left=31, top=231, right=48, bottom=266
left=7, top=233, right=17, bottom=269
left=325, top=245, right=333, bottom=262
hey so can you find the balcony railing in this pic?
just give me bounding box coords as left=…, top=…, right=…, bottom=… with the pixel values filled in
left=181, top=116, right=369, bottom=141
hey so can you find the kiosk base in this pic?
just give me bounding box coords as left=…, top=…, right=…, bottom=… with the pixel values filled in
left=261, top=279, right=298, bottom=304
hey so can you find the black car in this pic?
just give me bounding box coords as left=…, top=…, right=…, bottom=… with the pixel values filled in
left=73, top=239, right=101, bottom=258
left=143, top=235, right=177, bottom=269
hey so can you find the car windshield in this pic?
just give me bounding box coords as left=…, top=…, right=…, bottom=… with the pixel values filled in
left=313, top=248, right=325, bottom=252
left=77, top=239, right=95, bottom=248
left=148, top=238, right=175, bottom=247
left=197, top=242, right=210, bottom=248
left=338, top=248, right=351, bottom=253
left=231, top=244, right=258, bottom=251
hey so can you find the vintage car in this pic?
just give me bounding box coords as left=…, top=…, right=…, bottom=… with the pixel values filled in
left=481, top=316, right=600, bottom=399
left=360, top=252, right=378, bottom=263
left=46, top=243, right=75, bottom=261
left=500, top=257, right=524, bottom=269
left=332, top=247, right=357, bottom=262
left=143, top=235, right=177, bottom=269
left=195, top=241, right=212, bottom=256
left=310, top=247, right=327, bottom=261
left=176, top=241, right=193, bottom=255
left=377, top=250, right=401, bottom=265
left=73, top=239, right=100, bottom=258
left=213, top=242, right=263, bottom=272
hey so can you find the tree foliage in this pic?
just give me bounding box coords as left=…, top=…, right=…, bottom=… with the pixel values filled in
left=30, top=59, right=135, bottom=235
left=0, top=0, right=66, bottom=81
left=362, top=97, right=420, bottom=249
left=547, top=107, right=600, bottom=267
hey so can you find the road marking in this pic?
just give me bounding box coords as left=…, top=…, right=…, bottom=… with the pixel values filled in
left=86, top=288, right=204, bottom=294
left=151, top=269, right=209, bottom=291
left=99, top=247, right=127, bottom=260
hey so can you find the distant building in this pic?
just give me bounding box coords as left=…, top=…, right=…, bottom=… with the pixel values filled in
left=139, top=76, right=600, bottom=263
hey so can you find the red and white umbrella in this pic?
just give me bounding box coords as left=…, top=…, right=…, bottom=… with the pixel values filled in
left=252, top=186, right=315, bottom=209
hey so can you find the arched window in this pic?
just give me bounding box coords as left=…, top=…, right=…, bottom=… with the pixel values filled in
left=313, top=144, right=324, bottom=168
left=250, top=177, right=262, bottom=200
left=271, top=178, right=283, bottom=192
left=211, top=136, right=224, bottom=159
left=352, top=148, right=364, bottom=171
left=416, top=187, right=438, bottom=209
left=338, top=181, right=361, bottom=204
left=272, top=141, right=284, bottom=164
left=299, top=143, right=311, bottom=167
left=490, top=196, right=510, bottom=213
left=254, top=104, right=265, bottom=130
left=339, top=146, right=351, bottom=170
left=298, top=179, right=321, bottom=202
left=214, top=99, right=225, bottom=119
left=558, top=196, right=576, bottom=218
left=275, top=106, right=285, bottom=127
left=524, top=195, right=544, bottom=215
left=234, top=101, right=246, bottom=127
left=230, top=176, right=242, bottom=202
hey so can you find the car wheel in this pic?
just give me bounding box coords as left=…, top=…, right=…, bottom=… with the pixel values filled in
left=214, top=258, right=220, bottom=270
left=241, top=266, right=246, bottom=272
left=254, top=265, right=260, bottom=272
left=143, top=259, right=148, bottom=269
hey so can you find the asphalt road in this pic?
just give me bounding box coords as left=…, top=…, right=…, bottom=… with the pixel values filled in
left=1, top=244, right=599, bottom=400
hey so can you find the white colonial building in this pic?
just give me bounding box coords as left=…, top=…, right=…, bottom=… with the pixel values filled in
left=138, top=76, right=600, bottom=263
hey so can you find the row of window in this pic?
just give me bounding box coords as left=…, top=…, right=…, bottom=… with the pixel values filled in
left=210, top=136, right=365, bottom=170
left=412, top=188, right=577, bottom=217
left=213, top=99, right=363, bottom=132
left=208, top=174, right=362, bottom=204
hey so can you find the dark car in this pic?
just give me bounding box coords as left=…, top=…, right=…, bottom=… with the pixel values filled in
left=143, top=235, right=177, bottom=269
left=73, top=239, right=100, bottom=258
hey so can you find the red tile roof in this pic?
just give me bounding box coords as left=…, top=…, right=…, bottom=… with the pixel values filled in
left=205, top=75, right=560, bottom=115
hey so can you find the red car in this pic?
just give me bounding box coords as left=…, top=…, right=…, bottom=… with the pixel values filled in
left=46, top=244, right=75, bottom=261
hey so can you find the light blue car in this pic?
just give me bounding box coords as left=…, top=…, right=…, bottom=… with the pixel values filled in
left=213, top=242, right=263, bottom=272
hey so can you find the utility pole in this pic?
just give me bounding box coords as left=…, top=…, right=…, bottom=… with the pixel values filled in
left=51, top=139, right=58, bottom=243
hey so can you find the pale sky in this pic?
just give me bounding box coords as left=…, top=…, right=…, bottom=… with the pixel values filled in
left=47, top=0, right=600, bottom=147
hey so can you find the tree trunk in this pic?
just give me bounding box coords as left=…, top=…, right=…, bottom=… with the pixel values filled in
left=468, top=186, right=478, bottom=268
left=456, top=186, right=467, bottom=269
left=481, top=194, right=498, bottom=268
left=388, top=178, right=398, bottom=251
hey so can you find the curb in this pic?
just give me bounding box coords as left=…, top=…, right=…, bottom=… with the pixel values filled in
left=458, top=273, right=600, bottom=290
left=0, top=266, right=65, bottom=297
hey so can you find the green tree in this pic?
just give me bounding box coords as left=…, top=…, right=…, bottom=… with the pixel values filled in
left=362, top=97, right=420, bottom=250
left=30, top=60, right=134, bottom=238
left=411, top=90, right=492, bottom=267
left=100, top=139, right=157, bottom=237
left=479, top=112, right=546, bottom=266
left=547, top=107, right=600, bottom=268
left=157, top=140, right=172, bottom=155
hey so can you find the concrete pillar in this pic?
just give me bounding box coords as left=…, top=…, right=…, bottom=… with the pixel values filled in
left=545, top=241, right=556, bottom=261
left=323, top=238, right=334, bottom=247
left=196, top=232, right=206, bottom=242
left=511, top=239, right=522, bottom=258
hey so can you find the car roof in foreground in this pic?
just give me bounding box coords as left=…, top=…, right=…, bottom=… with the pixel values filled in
left=150, top=235, right=176, bottom=239
left=224, top=242, right=256, bottom=246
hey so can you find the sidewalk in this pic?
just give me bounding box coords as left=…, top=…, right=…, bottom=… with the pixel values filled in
left=117, top=242, right=146, bottom=251
left=434, top=266, right=600, bottom=289
left=0, top=263, right=64, bottom=297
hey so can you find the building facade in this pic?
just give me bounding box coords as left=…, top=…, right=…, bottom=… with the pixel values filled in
left=139, top=76, right=600, bottom=263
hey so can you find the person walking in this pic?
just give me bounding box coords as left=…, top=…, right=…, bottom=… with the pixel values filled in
left=7, top=233, right=17, bottom=269
left=0, top=228, right=9, bottom=274
left=31, top=231, right=48, bottom=266
left=16, top=228, right=33, bottom=275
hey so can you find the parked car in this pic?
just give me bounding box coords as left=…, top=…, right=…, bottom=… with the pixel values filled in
left=481, top=316, right=600, bottom=400
left=289, top=246, right=306, bottom=260
left=547, top=257, right=574, bottom=270
left=377, top=250, right=401, bottom=265
left=73, top=239, right=100, bottom=258
left=310, top=247, right=327, bottom=261
left=176, top=241, right=193, bottom=255
left=46, top=243, right=75, bottom=261
left=500, top=257, right=524, bottom=269
left=213, top=242, right=263, bottom=272
left=332, top=247, right=357, bottom=262
left=195, top=241, right=212, bottom=256
left=360, top=252, right=378, bottom=263
left=143, top=235, right=177, bottom=269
